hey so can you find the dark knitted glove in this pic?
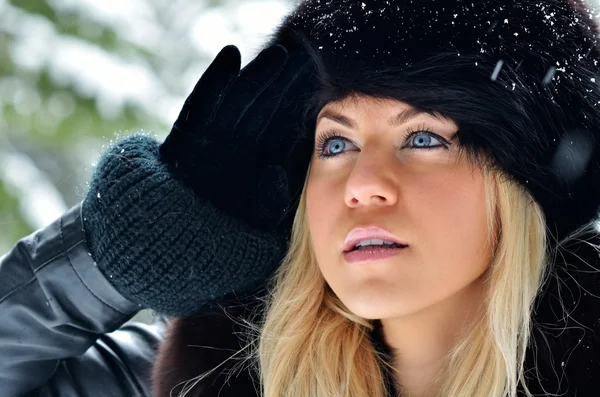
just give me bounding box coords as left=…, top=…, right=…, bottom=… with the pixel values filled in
left=81, top=45, right=315, bottom=316
left=82, top=134, right=287, bottom=316
left=159, top=44, right=315, bottom=232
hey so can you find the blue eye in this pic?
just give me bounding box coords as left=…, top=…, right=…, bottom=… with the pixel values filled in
left=324, top=138, right=350, bottom=156
left=315, top=128, right=451, bottom=159
left=316, top=131, right=357, bottom=158
left=409, top=132, right=444, bottom=149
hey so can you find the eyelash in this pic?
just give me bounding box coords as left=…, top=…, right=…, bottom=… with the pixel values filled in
left=315, top=125, right=452, bottom=159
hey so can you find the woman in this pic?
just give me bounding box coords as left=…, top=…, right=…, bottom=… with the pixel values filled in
left=2, top=0, right=600, bottom=396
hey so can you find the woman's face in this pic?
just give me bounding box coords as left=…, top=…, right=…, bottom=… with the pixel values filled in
left=306, top=96, right=494, bottom=320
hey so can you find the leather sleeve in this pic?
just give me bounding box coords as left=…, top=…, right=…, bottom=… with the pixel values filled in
left=0, top=203, right=167, bottom=397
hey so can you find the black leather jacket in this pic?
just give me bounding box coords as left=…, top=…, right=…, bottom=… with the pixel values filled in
left=0, top=203, right=166, bottom=397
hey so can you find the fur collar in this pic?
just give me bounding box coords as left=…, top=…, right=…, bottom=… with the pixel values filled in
left=151, top=298, right=262, bottom=397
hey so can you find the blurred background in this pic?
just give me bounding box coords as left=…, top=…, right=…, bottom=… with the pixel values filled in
left=0, top=0, right=294, bottom=254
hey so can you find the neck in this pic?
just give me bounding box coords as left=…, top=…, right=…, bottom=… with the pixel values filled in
left=380, top=276, right=487, bottom=397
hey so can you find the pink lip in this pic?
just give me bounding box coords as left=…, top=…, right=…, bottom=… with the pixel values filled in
left=343, top=226, right=408, bottom=253
left=343, top=246, right=407, bottom=263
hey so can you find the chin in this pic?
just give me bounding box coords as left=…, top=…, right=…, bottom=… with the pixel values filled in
left=340, top=293, right=422, bottom=320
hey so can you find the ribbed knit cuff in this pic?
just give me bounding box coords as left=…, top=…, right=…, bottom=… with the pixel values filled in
left=81, top=133, right=284, bottom=316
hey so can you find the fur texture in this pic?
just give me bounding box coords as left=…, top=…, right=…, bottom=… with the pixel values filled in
left=151, top=296, right=263, bottom=397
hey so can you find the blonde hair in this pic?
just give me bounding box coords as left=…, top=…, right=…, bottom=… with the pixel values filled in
left=175, top=159, right=553, bottom=397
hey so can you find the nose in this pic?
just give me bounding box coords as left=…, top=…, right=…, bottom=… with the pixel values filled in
left=344, top=148, right=398, bottom=208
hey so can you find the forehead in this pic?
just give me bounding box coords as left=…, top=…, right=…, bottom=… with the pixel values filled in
left=316, top=96, right=456, bottom=128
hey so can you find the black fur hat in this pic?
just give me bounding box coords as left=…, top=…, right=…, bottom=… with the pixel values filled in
left=270, top=0, right=600, bottom=243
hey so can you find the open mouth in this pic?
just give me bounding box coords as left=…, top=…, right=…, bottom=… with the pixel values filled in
left=344, top=243, right=407, bottom=253
left=349, top=243, right=406, bottom=251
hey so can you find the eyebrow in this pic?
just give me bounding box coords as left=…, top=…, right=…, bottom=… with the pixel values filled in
left=316, top=107, right=446, bottom=128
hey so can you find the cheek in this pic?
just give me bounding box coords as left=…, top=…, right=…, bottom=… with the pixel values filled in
left=410, top=168, right=492, bottom=274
